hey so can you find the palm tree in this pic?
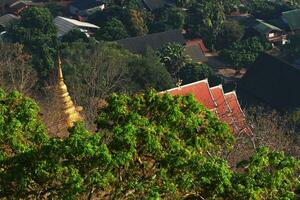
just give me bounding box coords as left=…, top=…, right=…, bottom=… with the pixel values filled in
left=159, top=42, right=191, bottom=78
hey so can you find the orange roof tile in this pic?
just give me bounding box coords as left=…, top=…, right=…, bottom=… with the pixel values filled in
left=210, top=85, right=233, bottom=125
left=224, top=91, right=248, bottom=134
left=163, top=80, right=248, bottom=135
left=165, top=79, right=216, bottom=109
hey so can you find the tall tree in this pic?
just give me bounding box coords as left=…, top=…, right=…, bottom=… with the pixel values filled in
left=186, top=0, right=225, bottom=49
left=179, top=63, right=221, bottom=86
left=159, top=42, right=191, bottom=77
left=7, top=7, right=57, bottom=82
left=125, top=9, right=149, bottom=36
left=221, top=37, right=272, bottom=69
left=95, top=18, right=128, bottom=41
left=216, top=20, right=244, bottom=50
left=0, top=90, right=299, bottom=199
left=128, top=48, right=175, bottom=91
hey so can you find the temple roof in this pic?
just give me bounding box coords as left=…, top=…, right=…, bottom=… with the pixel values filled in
left=163, top=79, right=248, bottom=134
left=239, top=53, right=300, bottom=110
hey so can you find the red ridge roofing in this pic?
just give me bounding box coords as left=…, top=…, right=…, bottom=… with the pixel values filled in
left=210, top=85, right=234, bottom=125
left=165, top=79, right=216, bottom=109
left=163, top=80, right=248, bottom=134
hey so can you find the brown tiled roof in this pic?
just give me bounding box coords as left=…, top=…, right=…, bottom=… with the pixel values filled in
left=163, top=79, right=248, bottom=134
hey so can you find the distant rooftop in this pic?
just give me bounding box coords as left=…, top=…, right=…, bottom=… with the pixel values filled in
left=54, top=16, right=99, bottom=37
left=239, top=53, right=300, bottom=109
left=254, top=19, right=282, bottom=34
left=282, top=9, right=300, bottom=31
left=70, top=0, right=103, bottom=10
left=116, top=29, right=185, bottom=53
left=0, top=13, right=19, bottom=27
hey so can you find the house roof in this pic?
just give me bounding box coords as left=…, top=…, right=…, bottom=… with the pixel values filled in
left=9, top=0, right=28, bottom=14
left=0, top=13, right=19, bottom=27
left=70, top=0, right=103, bottom=10
left=185, top=45, right=206, bottom=63
left=163, top=79, right=247, bottom=134
left=185, top=39, right=208, bottom=63
left=116, top=29, right=185, bottom=53
left=239, top=53, right=300, bottom=109
left=54, top=16, right=99, bottom=37
left=253, top=19, right=282, bottom=34
left=282, top=9, right=300, bottom=31
left=143, top=0, right=166, bottom=10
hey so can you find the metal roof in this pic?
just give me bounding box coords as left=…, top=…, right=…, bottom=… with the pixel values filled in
left=116, top=29, right=185, bottom=53
left=282, top=9, right=300, bottom=31
left=54, top=16, right=99, bottom=37
left=253, top=19, right=282, bottom=34
left=0, top=14, right=19, bottom=27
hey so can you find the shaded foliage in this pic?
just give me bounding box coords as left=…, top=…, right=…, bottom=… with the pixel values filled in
left=7, top=7, right=57, bottom=81
left=0, top=90, right=299, bottom=199
left=179, top=63, right=221, bottom=86
left=221, top=37, right=272, bottom=69
left=95, top=18, right=128, bottom=41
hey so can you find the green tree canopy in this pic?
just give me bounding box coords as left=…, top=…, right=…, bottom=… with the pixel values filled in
left=216, top=20, right=245, bottom=50
left=0, top=89, right=48, bottom=160
left=151, top=7, right=185, bottom=33
left=221, top=37, right=272, bottom=69
left=95, top=18, right=128, bottom=41
left=159, top=42, right=191, bottom=77
left=179, top=63, right=221, bottom=86
left=186, top=0, right=225, bottom=49
left=61, top=29, right=88, bottom=43
left=0, top=89, right=299, bottom=199
left=125, top=9, right=149, bottom=36
left=247, top=0, right=289, bottom=19
left=7, top=7, right=57, bottom=81
left=128, top=48, right=175, bottom=91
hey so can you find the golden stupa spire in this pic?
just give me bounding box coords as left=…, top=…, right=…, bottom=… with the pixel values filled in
left=57, top=56, right=82, bottom=127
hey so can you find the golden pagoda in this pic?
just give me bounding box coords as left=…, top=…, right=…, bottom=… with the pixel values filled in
left=56, top=57, right=82, bottom=127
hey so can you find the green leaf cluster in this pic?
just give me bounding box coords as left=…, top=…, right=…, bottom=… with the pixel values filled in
left=221, top=37, right=272, bottom=69
left=0, top=89, right=299, bottom=199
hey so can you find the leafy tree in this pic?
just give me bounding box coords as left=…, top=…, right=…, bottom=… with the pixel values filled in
left=216, top=20, right=244, bottom=50
left=128, top=48, right=175, bottom=91
left=125, top=9, right=149, bottom=36
left=246, top=0, right=289, bottom=20
left=221, top=37, right=272, bottom=69
left=95, top=18, right=128, bottom=41
left=7, top=7, right=57, bottom=81
left=186, top=0, right=225, bottom=49
left=46, top=1, right=62, bottom=16
left=285, top=0, right=300, bottom=8
left=129, top=48, right=175, bottom=91
left=0, top=89, right=48, bottom=160
left=0, top=89, right=299, bottom=199
left=232, top=147, right=300, bottom=199
left=159, top=42, right=191, bottom=77
left=221, top=0, right=240, bottom=15
left=179, top=63, right=221, bottom=86
left=87, top=5, right=125, bottom=27
left=151, top=7, right=185, bottom=32
left=61, top=29, right=88, bottom=43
